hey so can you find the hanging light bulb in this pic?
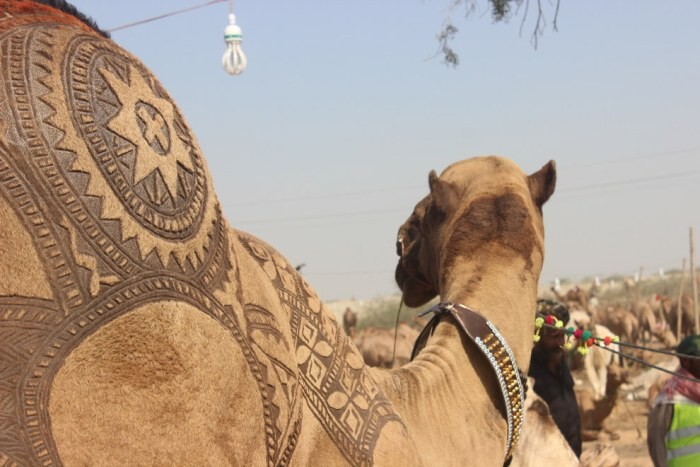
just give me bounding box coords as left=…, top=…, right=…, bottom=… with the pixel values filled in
left=222, top=13, right=247, bottom=75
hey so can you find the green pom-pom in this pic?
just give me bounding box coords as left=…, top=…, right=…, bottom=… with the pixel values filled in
left=582, top=330, right=592, bottom=341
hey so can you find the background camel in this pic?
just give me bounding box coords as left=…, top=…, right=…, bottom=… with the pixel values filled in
left=510, top=379, right=579, bottom=466
left=342, top=307, right=358, bottom=338
left=575, top=324, right=621, bottom=400
left=666, top=294, right=696, bottom=339
left=552, top=285, right=590, bottom=311
left=0, top=2, right=555, bottom=465
left=594, top=305, right=640, bottom=366
left=575, top=363, right=630, bottom=441
left=353, top=323, right=419, bottom=369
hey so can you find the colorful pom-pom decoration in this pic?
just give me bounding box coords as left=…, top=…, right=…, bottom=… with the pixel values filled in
left=533, top=312, right=622, bottom=359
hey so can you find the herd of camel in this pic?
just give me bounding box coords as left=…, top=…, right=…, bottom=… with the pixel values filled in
left=0, top=2, right=682, bottom=466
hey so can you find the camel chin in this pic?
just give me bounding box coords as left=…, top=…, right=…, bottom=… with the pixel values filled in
left=395, top=269, right=436, bottom=308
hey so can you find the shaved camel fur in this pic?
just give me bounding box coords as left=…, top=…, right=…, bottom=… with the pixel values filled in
left=0, top=3, right=556, bottom=465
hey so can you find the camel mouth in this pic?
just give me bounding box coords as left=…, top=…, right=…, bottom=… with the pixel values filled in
left=395, top=261, right=436, bottom=308
left=394, top=261, right=409, bottom=293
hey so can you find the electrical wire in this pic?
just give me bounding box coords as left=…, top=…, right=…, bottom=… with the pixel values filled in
left=107, top=0, right=226, bottom=33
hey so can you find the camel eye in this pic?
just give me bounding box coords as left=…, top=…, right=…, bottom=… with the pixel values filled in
left=396, top=236, right=404, bottom=256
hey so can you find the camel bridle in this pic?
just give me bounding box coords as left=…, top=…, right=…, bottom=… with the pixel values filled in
left=411, top=302, right=527, bottom=465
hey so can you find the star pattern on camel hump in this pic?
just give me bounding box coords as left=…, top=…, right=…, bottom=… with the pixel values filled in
left=99, top=64, right=193, bottom=199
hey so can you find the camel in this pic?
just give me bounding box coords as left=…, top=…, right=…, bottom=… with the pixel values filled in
left=342, top=307, right=358, bottom=338
left=0, top=2, right=556, bottom=465
left=595, top=305, right=640, bottom=366
left=353, top=323, right=419, bottom=369
left=510, top=379, right=578, bottom=466
left=666, top=294, right=696, bottom=340
left=575, top=363, right=629, bottom=441
left=569, top=309, right=593, bottom=329
left=577, top=324, right=620, bottom=400
left=551, top=284, right=589, bottom=311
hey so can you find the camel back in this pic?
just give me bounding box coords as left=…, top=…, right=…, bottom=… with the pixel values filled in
left=0, top=3, right=401, bottom=465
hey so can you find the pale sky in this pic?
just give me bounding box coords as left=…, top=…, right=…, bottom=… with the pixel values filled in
left=70, top=0, right=700, bottom=301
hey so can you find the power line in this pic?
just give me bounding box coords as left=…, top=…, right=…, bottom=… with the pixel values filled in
left=226, top=184, right=424, bottom=207
left=304, top=269, right=394, bottom=277
left=233, top=168, right=699, bottom=227
left=107, top=0, right=226, bottom=33
left=558, top=168, right=700, bottom=194
left=227, top=148, right=698, bottom=208
left=561, top=147, right=699, bottom=169
left=234, top=207, right=406, bottom=227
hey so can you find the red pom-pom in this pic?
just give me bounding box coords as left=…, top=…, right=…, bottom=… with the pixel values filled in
left=587, top=337, right=595, bottom=347
left=604, top=336, right=612, bottom=346
left=574, top=329, right=582, bottom=339
left=545, top=315, right=556, bottom=325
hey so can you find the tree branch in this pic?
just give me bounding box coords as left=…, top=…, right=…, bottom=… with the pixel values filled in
left=436, top=0, right=562, bottom=65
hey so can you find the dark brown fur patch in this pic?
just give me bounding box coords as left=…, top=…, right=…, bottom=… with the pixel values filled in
left=443, top=193, right=540, bottom=284
left=530, top=399, right=551, bottom=421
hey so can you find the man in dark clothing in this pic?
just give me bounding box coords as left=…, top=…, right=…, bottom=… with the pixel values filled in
left=528, top=299, right=582, bottom=458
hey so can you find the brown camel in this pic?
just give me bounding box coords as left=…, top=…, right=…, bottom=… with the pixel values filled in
left=551, top=285, right=589, bottom=311
left=0, top=2, right=556, bottom=465
left=575, top=363, right=629, bottom=441
left=595, top=305, right=640, bottom=365
left=353, top=323, right=419, bottom=368
left=342, top=307, right=358, bottom=338
left=576, top=324, right=619, bottom=400
left=667, top=294, right=696, bottom=339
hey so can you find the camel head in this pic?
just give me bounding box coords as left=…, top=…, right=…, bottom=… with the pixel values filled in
left=395, top=156, right=556, bottom=307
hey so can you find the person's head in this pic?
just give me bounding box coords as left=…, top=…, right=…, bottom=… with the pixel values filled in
left=535, top=299, right=570, bottom=353
left=677, top=334, right=700, bottom=378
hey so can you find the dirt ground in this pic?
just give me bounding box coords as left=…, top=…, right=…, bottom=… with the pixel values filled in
left=582, top=397, right=652, bottom=467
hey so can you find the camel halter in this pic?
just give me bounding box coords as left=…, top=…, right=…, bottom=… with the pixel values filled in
left=411, top=302, right=527, bottom=464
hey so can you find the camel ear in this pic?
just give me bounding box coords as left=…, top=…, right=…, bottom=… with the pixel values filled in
left=528, top=160, right=557, bottom=207
left=428, top=169, right=439, bottom=187
left=428, top=169, right=459, bottom=217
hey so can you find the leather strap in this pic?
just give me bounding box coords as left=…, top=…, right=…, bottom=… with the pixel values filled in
left=410, top=302, right=527, bottom=463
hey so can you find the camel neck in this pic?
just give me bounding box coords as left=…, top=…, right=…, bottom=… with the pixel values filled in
left=373, top=317, right=509, bottom=465
left=373, top=265, right=539, bottom=465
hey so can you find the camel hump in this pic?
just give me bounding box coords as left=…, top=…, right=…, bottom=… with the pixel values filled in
left=0, top=6, right=234, bottom=465
left=0, top=8, right=221, bottom=286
